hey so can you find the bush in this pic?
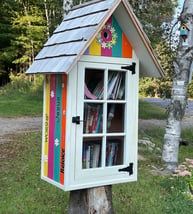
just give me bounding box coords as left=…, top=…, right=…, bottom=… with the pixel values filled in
left=188, top=80, right=193, bottom=98
left=0, top=72, right=43, bottom=96
left=139, top=77, right=172, bottom=98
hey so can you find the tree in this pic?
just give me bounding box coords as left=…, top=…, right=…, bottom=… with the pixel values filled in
left=162, top=0, right=193, bottom=170
left=0, top=0, right=64, bottom=84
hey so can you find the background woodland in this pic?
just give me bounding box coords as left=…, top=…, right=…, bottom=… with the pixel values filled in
left=0, top=0, right=192, bottom=98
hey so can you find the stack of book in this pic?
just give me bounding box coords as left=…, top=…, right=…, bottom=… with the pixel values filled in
left=84, top=71, right=125, bottom=100
left=82, top=141, right=101, bottom=169
left=106, top=140, right=120, bottom=166
left=83, top=104, right=103, bottom=133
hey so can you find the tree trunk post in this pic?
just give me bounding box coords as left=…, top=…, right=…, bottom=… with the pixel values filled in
left=162, top=0, right=193, bottom=170
left=68, top=186, right=114, bottom=214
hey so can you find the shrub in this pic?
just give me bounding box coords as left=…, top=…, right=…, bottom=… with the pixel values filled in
left=0, top=72, right=43, bottom=96
left=173, top=158, right=193, bottom=197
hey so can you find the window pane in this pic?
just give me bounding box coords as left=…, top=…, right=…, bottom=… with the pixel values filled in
left=107, top=103, right=125, bottom=133
left=107, top=70, right=125, bottom=100
left=106, top=137, right=124, bottom=166
left=82, top=138, right=102, bottom=169
left=84, top=69, right=104, bottom=100
left=83, top=103, right=103, bottom=134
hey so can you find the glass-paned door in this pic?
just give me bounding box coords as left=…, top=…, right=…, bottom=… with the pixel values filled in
left=75, top=60, right=135, bottom=182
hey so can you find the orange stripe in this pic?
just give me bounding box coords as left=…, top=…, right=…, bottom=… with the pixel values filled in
left=60, top=74, right=67, bottom=185
left=122, top=33, right=132, bottom=58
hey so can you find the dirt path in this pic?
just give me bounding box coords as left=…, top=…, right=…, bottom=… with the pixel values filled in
left=139, top=116, right=193, bottom=130
left=0, top=117, right=42, bottom=143
left=0, top=115, right=192, bottom=143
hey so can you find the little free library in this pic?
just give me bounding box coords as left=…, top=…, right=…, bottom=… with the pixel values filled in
left=26, top=0, right=164, bottom=191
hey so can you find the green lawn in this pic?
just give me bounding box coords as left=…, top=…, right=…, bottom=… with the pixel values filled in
left=1, top=130, right=193, bottom=213
left=0, top=90, right=166, bottom=119
left=0, top=93, right=43, bottom=117
left=0, top=90, right=192, bottom=213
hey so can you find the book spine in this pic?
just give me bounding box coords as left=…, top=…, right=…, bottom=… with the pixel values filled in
left=48, top=74, right=56, bottom=179
left=60, top=74, right=67, bottom=185
left=43, top=75, right=50, bottom=177
left=53, top=74, right=62, bottom=182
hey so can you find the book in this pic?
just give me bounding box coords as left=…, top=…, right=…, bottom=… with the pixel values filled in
left=82, top=141, right=101, bottom=169
left=106, top=140, right=120, bottom=166
left=84, top=104, right=102, bottom=134
left=84, top=71, right=125, bottom=100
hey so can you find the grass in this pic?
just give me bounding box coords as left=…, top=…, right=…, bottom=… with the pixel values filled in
left=139, top=100, right=167, bottom=120
left=0, top=83, right=192, bottom=213
left=0, top=132, right=69, bottom=213
left=0, top=90, right=166, bottom=119
left=0, top=93, right=43, bottom=117
left=1, top=130, right=193, bottom=213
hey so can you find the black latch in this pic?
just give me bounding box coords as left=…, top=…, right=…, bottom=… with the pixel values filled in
left=118, top=163, right=133, bottom=175
left=72, top=116, right=80, bottom=124
left=72, top=116, right=85, bottom=124
left=121, top=63, right=136, bottom=75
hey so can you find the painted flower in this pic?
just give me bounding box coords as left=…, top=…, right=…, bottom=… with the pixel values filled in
left=96, top=23, right=117, bottom=49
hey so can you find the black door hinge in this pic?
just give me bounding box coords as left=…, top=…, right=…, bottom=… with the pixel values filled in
left=118, top=163, right=133, bottom=175
left=121, top=63, right=136, bottom=75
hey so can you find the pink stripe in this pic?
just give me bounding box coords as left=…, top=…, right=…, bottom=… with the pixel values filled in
left=101, top=16, right=112, bottom=56
left=48, top=74, right=56, bottom=179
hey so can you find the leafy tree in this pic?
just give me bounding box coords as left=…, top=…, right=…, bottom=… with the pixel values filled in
left=129, top=0, right=178, bottom=98
left=0, top=0, right=18, bottom=84
left=0, top=0, right=64, bottom=85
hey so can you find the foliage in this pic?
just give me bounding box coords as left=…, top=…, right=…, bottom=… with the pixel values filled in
left=0, top=0, right=63, bottom=84
left=128, top=0, right=178, bottom=46
left=0, top=73, right=43, bottom=117
left=188, top=80, right=193, bottom=98
left=139, top=77, right=172, bottom=98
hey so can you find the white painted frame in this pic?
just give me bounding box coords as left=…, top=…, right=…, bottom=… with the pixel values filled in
left=65, top=56, right=139, bottom=190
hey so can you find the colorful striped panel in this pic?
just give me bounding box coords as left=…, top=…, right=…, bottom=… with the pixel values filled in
left=112, top=16, right=122, bottom=57
left=48, top=74, right=56, bottom=179
left=101, top=16, right=112, bottom=57
left=122, top=33, right=132, bottom=58
left=43, top=74, right=67, bottom=185
left=43, top=75, right=50, bottom=177
left=53, top=75, right=62, bottom=182
left=89, top=38, right=101, bottom=56
left=84, top=15, right=132, bottom=58
left=60, top=74, right=67, bottom=185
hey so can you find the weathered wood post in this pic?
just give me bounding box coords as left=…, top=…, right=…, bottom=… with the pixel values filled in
left=68, top=186, right=114, bottom=214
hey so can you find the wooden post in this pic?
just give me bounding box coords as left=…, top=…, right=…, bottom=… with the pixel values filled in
left=68, top=186, right=114, bottom=214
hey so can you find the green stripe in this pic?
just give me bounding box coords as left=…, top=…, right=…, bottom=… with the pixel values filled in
left=53, top=74, right=62, bottom=182
left=112, top=16, right=122, bottom=57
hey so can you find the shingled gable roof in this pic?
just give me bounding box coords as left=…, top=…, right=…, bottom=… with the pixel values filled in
left=26, top=0, right=164, bottom=77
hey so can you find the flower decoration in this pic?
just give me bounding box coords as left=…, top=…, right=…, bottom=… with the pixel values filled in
left=173, top=158, right=193, bottom=196
left=96, top=23, right=117, bottom=49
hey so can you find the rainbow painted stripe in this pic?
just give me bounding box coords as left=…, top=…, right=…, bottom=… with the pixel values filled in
left=42, top=74, right=67, bottom=185
left=84, top=15, right=132, bottom=58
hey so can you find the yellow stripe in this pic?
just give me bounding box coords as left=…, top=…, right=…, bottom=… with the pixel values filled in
left=43, top=75, right=50, bottom=177
left=89, top=38, right=101, bottom=56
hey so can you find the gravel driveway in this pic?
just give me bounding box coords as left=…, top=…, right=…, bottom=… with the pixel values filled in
left=0, top=98, right=192, bottom=143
